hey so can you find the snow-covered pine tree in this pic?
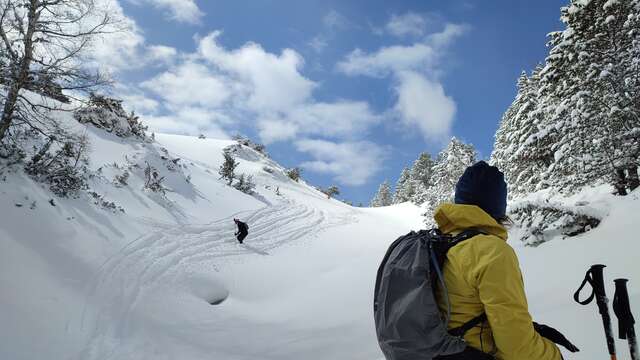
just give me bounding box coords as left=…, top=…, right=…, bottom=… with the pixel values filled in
left=324, top=185, right=340, bottom=199
left=421, top=138, right=477, bottom=224
left=537, top=0, right=640, bottom=194
left=409, top=152, right=434, bottom=204
left=286, top=167, right=302, bottom=182
left=218, top=152, right=238, bottom=185
left=491, top=73, right=527, bottom=177
left=233, top=174, right=256, bottom=194
left=491, top=67, right=554, bottom=197
left=393, top=167, right=414, bottom=203
left=370, top=180, right=393, bottom=207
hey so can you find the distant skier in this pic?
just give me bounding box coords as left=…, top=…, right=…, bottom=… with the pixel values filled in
left=234, top=218, right=248, bottom=244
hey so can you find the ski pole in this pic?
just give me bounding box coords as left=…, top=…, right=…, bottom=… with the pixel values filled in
left=613, top=279, right=637, bottom=360
left=574, top=264, right=617, bottom=360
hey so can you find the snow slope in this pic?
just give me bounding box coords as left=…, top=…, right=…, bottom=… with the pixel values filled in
left=0, top=124, right=638, bottom=360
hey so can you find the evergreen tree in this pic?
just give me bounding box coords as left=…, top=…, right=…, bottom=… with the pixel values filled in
left=218, top=151, right=238, bottom=185
left=491, top=67, right=554, bottom=197
left=324, top=185, right=340, bottom=199
left=393, top=167, right=414, bottom=203
left=422, top=138, right=477, bottom=224
left=233, top=174, right=256, bottom=194
left=286, top=167, right=302, bottom=182
left=409, top=153, right=434, bottom=204
left=370, top=180, right=393, bottom=207
left=537, top=0, right=640, bottom=194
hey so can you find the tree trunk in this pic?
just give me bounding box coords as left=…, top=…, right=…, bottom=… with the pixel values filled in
left=615, top=168, right=628, bottom=196
left=628, top=165, right=639, bottom=191
left=0, top=1, right=39, bottom=142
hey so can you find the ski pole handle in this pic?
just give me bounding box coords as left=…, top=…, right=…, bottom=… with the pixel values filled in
left=613, top=279, right=638, bottom=360
left=574, top=264, right=617, bottom=358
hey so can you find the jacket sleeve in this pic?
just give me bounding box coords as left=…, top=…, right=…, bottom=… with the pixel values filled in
left=470, top=240, right=562, bottom=360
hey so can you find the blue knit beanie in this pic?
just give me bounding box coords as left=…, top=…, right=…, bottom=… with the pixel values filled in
left=454, top=161, right=507, bottom=220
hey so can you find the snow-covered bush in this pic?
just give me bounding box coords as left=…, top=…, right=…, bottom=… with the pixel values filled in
left=114, top=170, right=129, bottom=187
left=509, top=201, right=601, bottom=246
left=233, top=174, right=256, bottom=194
left=24, top=134, right=90, bottom=197
left=162, top=156, right=181, bottom=172
left=0, top=128, right=28, bottom=170
left=74, top=93, right=148, bottom=140
left=143, top=162, right=167, bottom=194
left=286, top=167, right=302, bottom=182
left=88, top=191, right=125, bottom=213
left=232, top=134, right=267, bottom=155
left=322, top=185, right=340, bottom=199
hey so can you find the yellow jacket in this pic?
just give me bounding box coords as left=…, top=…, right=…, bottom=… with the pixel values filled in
left=434, top=203, right=562, bottom=360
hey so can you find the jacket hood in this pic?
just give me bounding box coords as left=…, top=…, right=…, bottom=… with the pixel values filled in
left=434, top=203, right=507, bottom=241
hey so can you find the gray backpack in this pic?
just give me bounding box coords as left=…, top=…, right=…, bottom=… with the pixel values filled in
left=373, top=228, right=488, bottom=360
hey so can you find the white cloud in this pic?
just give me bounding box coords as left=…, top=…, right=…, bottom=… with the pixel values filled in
left=323, top=10, right=350, bottom=30
left=143, top=108, right=231, bottom=138
left=86, top=0, right=145, bottom=73
left=394, top=71, right=456, bottom=139
left=308, top=36, right=328, bottom=53
left=337, top=23, right=466, bottom=140
left=126, top=0, right=203, bottom=24
left=147, top=45, right=178, bottom=66
left=101, top=30, right=383, bottom=186
left=119, top=92, right=160, bottom=114
left=257, top=101, right=378, bottom=143
left=141, top=62, right=231, bottom=108
left=257, top=118, right=300, bottom=144
left=337, top=43, right=437, bottom=77
left=287, top=101, right=378, bottom=139
left=428, top=23, right=469, bottom=48
left=86, top=1, right=181, bottom=73
left=198, top=31, right=315, bottom=113
left=306, top=10, right=351, bottom=54
left=386, top=12, right=429, bottom=37
left=295, top=139, right=386, bottom=186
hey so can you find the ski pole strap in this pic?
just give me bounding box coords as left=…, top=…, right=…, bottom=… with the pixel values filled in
left=449, top=313, right=488, bottom=338
left=574, top=268, right=597, bottom=305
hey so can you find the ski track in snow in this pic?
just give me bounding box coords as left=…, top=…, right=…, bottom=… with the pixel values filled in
left=77, top=198, right=355, bottom=360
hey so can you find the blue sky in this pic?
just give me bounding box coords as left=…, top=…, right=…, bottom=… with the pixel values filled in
left=97, top=0, right=566, bottom=204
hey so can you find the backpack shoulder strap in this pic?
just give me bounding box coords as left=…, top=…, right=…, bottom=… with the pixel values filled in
left=431, top=228, right=485, bottom=269
left=450, top=228, right=485, bottom=248
left=433, top=229, right=488, bottom=337
left=449, top=313, right=488, bottom=337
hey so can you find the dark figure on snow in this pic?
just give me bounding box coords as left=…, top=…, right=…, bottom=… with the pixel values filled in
left=234, top=218, right=248, bottom=244
left=433, top=161, right=578, bottom=360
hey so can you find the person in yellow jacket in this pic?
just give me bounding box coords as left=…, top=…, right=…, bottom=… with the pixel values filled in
left=435, top=161, right=578, bottom=360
